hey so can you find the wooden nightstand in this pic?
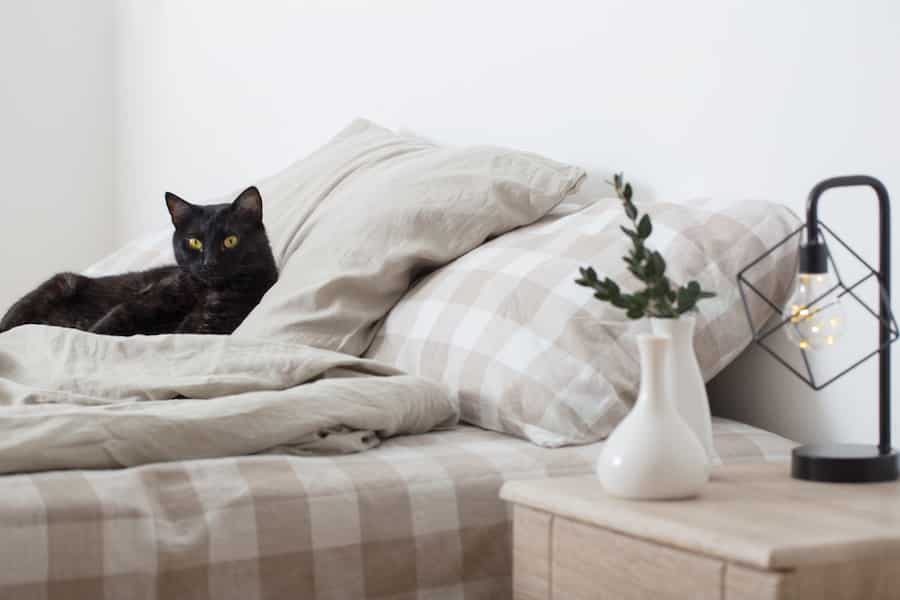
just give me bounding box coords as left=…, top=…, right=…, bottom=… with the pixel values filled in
left=500, top=463, right=900, bottom=600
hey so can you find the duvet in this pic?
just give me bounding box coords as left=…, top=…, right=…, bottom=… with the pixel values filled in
left=0, top=325, right=458, bottom=474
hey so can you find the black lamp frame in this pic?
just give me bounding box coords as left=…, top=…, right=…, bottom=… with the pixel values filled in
left=738, top=175, right=900, bottom=483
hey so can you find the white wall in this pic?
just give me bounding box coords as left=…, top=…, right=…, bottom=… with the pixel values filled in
left=0, top=1, right=116, bottom=312
left=114, top=0, right=900, bottom=445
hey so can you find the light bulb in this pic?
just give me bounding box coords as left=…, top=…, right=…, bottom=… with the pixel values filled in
left=783, top=272, right=845, bottom=350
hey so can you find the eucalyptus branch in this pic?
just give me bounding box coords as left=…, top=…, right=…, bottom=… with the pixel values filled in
left=574, top=173, right=715, bottom=319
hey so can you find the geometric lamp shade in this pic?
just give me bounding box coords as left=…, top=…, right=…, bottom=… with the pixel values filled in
left=739, top=221, right=899, bottom=391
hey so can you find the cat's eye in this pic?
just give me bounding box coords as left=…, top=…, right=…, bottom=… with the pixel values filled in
left=223, top=235, right=239, bottom=249
left=187, top=238, right=203, bottom=251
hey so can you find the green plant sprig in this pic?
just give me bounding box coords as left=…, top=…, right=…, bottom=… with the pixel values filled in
left=574, top=173, right=715, bottom=319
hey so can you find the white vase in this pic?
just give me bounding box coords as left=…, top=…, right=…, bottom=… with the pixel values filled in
left=596, top=334, right=709, bottom=500
left=651, top=315, right=715, bottom=464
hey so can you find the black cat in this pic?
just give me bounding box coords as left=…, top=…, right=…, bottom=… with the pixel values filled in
left=0, top=186, right=278, bottom=336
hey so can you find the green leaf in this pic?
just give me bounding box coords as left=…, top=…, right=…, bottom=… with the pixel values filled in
left=637, top=214, right=652, bottom=238
left=676, top=302, right=696, bottom=315
left=676, top=283, right=700, bottom=313
left=574, top=268, right=592, bottom=287
left=611, top=295, right=630, bottom=309
left=624, top=201, right=638, bottom=221
left=620, top=225, right=638, bottom=239
left=650, top=252, right=666, bottom=277
left=576, top=266, right=599, bottom=285
left=613, top=172, right=623, bottom=191
left=603, top=278, right=621, bottom=297
left=655, top=298, right=677, bottom=318
left=644, top=252, right=665, bottom=280
left=632, top=293, right=649, bottom=310
left=633, top=245, right=646, bottom=262
left=626, top=306, right=644, bottom=319
left=623, top=183, right=633, bottom=203
left=650, top=277, right=671, bottom=298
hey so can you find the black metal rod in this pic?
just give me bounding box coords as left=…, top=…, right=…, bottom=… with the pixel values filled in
left=806, top=176, right=892, bottom=454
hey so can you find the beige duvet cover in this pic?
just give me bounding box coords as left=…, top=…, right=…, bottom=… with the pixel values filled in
left=0, top=325, right=458, bottom=474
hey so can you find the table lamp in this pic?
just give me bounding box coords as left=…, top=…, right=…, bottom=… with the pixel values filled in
left=738, top=175, right=899, bottom=483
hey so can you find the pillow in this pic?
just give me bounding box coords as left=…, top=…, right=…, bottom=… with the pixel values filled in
left=365, top=194, right=799, bottom=446
left=234, top=119, right=584, bottom=353
left=84, top=228, right=173, bottom=277
left=87, top=119, right=586, bottom=356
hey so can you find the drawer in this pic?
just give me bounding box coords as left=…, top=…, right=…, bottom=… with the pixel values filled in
left=552, top=516, right=723, bottom=600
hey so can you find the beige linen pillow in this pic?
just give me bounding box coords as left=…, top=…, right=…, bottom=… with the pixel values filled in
left=365, top=195, right=799, bottom=446
left=234, top=119, right=585, bottom=354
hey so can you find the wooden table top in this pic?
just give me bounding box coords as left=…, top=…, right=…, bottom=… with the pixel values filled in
left=500, top=462, right=900, bottom=570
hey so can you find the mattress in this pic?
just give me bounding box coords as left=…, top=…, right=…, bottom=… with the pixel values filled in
left=0, top=418, right=795, bottom=600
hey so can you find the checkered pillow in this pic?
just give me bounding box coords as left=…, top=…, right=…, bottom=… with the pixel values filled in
left=366, top=196, right=799, bottom=446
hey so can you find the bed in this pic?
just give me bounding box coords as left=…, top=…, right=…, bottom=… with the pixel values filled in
left=0, top=419, right=794, bottom=600
left=0, top=121, right=801, bottom=600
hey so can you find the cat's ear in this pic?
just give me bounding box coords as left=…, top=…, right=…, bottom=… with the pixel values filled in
left=165, top=192, right=194, bottom=229
left=231, top=186, right=263, bottom=223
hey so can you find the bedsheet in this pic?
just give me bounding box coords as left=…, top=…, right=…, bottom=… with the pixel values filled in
left=0, top=418, right=795, bottom=600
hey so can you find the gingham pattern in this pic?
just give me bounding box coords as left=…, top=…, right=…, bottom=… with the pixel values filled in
left=366, top=198, right=800, bottom=446
left=0, top=418, right=794, bottom=600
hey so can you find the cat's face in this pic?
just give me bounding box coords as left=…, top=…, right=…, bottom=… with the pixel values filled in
left=165, top=186, right=272, bottom=285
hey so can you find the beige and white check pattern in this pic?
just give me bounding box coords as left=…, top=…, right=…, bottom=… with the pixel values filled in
left=0, top=418, right=794, bottom=600
left=367, top=198, right=800, bottom=447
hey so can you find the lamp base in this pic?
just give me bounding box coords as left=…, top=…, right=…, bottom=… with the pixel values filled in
left=791, top=444, right=899, bottom=483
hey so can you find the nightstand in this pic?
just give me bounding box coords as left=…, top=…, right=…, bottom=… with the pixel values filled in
left=500, top=463, right=900, bottom=600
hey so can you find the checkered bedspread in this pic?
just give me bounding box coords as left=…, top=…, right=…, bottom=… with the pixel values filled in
left=0, top=419, right=795, bottom=600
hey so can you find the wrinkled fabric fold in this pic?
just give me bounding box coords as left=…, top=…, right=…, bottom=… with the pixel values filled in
left=0, top=325, right=458, bottom=474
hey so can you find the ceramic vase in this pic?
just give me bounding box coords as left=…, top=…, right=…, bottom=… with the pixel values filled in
left=596, top=334, right=709, bottom=499
left=651, top=315, right=715, bottom=463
